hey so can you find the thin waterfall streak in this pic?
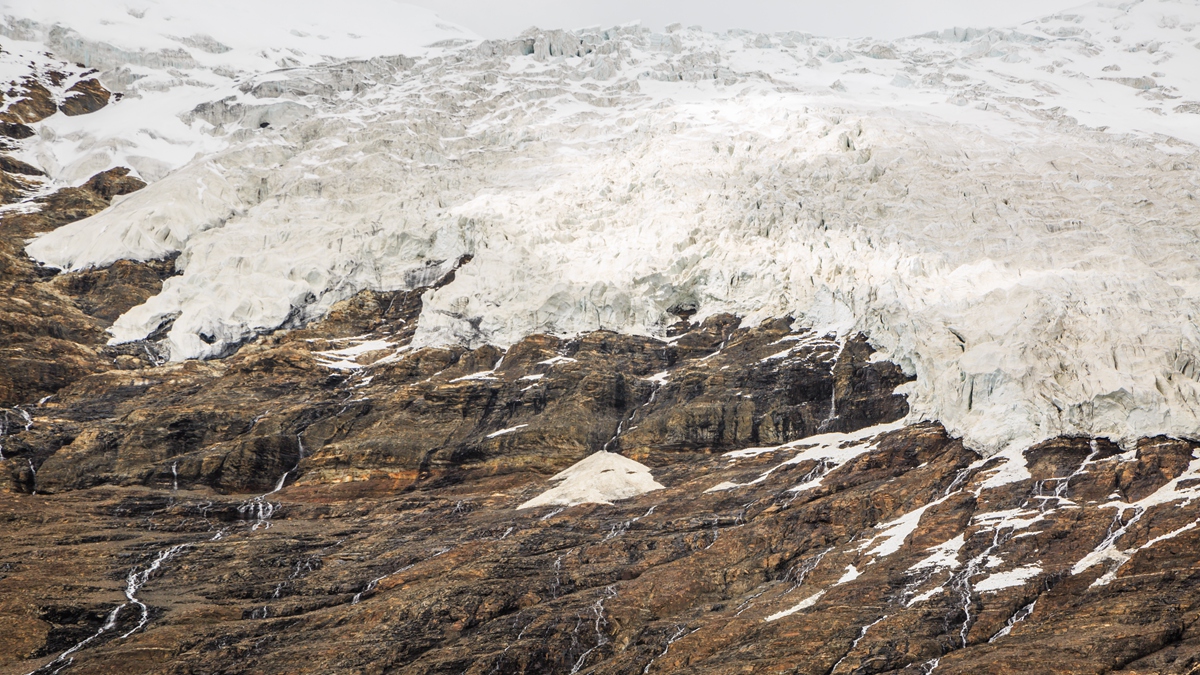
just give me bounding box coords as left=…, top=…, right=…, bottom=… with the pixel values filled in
left=816, top=338, right=847, bottom=433
left=28, top=543, right=189, bottom=674
left=828, top=615, right=888, bottom=674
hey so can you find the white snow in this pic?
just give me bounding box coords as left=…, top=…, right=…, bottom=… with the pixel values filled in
left=703, top=481, right=743, bottom=493
left=450, top=370, right=499, bottom=383
left=867, top=503, right=934, bottom=557
left=1072, top=449, right=1200, bottom=585
left=313, top=338, right=394, bottom=370
left=837, top=565, right=862, bottom=584
left=517, top=451, right=664, bottom=510
left=975, top=564, right=1042, bottom=592
left=764, top=590, right=825, bottom=622
left=972, top=508, right=1046, bottom=533
left=708, top=420, right=903, bottom=493
left=486, top=424, right=528, bottom=439
left=975, top=443, right=1036, bottom=490
left=906, top=586, right=945, bottom=606
left=11, top=0, right=1200, bottom=455
left=727, top=420, right=904, bottom=460
left=1, top=1, right=476, bottom=183
left=911, top=534, right=966, bottom=571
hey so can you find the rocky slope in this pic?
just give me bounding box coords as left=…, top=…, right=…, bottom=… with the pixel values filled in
left=1, top=268, right=1199, bottom=674
left=2, top=2, right=1200, bottom=674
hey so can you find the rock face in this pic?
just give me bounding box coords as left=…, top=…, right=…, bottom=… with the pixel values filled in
left=0, top=167, right=154, bottom=409
left=0, top=238, right=1198, bottom=674
left=57, top=80, right=111, bottom=117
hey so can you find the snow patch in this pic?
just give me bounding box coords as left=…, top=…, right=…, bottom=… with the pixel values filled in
left=975, top=565, right=1042, bottom=592
left=486, top=424, right=528, bottom=439
left=912, top=534, right=966, bottom=571
left=518, top=451, right=664, bottom=510
left=707, top=421, right=903, bottom=493
left=764, top=590, right=826, bottom=622
left=866, top=503, right=933, bottom=558
left=837, top=565, right=862, bottom=584
left=313, top=338, right=394, bottom=370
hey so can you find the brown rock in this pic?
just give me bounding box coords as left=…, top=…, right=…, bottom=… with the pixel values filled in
left=0, top=78, right=57, bottom=124
left=0, top=167, right=150, bottom=408
left=58, top=79, right=111, bottom=117
left=0, top=121, right=36, bottom=140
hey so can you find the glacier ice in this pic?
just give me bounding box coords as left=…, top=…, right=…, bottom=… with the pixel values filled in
left=9, top=0, right=1200, bottom=455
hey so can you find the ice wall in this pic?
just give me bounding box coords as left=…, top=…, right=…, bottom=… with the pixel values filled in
left=17, top=0, right=1200, bottom=454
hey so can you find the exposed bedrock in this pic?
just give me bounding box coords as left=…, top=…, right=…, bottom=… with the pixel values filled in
left=6, top=308, right=909, bottom=494
left=0, top=167, right=156, bottom=409
left=1, top=376, right=1198, bottom=674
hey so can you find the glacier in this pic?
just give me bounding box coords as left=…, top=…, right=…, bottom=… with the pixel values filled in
left=6, top=0, right=1200, bottom=455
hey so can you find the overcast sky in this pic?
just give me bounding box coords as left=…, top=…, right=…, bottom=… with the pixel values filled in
left=406, top=0, right=1088, bottom=40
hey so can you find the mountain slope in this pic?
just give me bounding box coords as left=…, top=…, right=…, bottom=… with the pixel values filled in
left=1, top=2, right=1199, bottom=674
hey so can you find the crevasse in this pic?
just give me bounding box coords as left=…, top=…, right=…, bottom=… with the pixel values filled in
left=11, top=0, right=1200, bottom=455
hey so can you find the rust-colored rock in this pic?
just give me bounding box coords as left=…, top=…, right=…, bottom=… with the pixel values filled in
left=58, top=79, right=111, bottom=117
left=0, top=166, right=152, bottom=408
left=0, top=78, right=57, bottom=124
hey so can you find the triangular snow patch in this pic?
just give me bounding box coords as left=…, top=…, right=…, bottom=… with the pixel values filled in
left=517, top=452, right=663, bottom=510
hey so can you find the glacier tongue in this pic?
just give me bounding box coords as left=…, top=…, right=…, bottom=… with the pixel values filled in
left=13, top=0, right=1200, bottom=455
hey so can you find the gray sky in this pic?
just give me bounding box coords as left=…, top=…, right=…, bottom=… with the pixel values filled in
left=406, top=0, right=1088, bottom=40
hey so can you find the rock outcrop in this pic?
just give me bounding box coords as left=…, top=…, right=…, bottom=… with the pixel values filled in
left=0, top=167, right=153, bottom=409
left=1, top=317, right=1198, bottom=674
left=57, top=80, right=111, bottom=117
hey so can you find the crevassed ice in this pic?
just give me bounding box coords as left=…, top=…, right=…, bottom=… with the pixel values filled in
left=17, top=0, right=1200, bottom=455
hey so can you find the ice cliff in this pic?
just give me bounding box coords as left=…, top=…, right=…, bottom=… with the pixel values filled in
left=6, top=0, right=1200, bottom=455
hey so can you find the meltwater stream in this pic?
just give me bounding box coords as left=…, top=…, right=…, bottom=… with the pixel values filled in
left=238, top=434, right=306, bottom=531
left=0, top=407, right=33, bottom=460
left=29, top=544, right=190, bottom=675
left=28, top=433, right=311, bottom=672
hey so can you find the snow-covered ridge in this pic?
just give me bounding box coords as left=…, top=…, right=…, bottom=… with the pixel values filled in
left=9, top=0, right=1200, bottom=455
